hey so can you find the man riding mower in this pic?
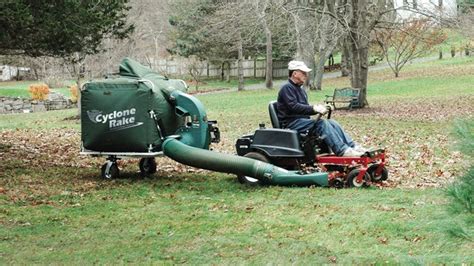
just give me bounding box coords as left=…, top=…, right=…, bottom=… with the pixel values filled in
left=235, top=101, right=387, bottom=188
left=234, top=61, right=388, bottom=188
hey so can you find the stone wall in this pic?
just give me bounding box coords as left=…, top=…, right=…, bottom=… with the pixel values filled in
left=0, top=92, right=76, bottom=114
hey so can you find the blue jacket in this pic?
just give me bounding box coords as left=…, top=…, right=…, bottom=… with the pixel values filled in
left=277, top=79, right=316, bottom=126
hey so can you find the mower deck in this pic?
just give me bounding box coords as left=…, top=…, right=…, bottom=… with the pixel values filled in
left=318, top=148, right=386, bottom=187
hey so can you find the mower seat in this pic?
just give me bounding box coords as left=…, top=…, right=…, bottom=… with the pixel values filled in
left=268, top=101, right=281, bottom=128
left=268, top=100, right=331, bottom=155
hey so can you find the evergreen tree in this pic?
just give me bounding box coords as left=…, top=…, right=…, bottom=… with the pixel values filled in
left=0, top=0, right=134, bottom=57
left=446, top=119, right=474, bottom=240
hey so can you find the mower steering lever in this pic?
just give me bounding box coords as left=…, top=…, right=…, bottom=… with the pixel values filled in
left=314, top=108, right=332, bottom=121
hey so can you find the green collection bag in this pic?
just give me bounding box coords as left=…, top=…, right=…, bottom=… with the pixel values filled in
left=81, top=58, right=187, bottom=152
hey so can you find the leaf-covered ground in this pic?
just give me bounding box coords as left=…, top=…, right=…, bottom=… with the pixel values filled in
left=1, top=57, right=473, bottom=202
left=1, top=58, right=473, bottom=264
left=0, top=93, right=471, bottom=204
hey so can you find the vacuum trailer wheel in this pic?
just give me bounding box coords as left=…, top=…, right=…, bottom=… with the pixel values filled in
left=101, top=162, right=119, bottom=179
left=346, top=169, right=370, bottom=188
left=139, top=158, right=157, bottom=175
left=367, top=164, right=388, bottom=182
left=237, top=152, right=269, bottom=186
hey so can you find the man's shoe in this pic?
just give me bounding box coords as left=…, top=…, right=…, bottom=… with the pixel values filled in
left=353, top=145, right=368, bottom=153
left=342, top=147, right=364, bottom=157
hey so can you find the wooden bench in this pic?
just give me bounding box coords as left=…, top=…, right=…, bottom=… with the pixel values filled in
left=324, top=87, right=361, bottom=110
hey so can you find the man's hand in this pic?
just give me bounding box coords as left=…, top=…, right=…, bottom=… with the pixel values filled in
left=325, top=104, right=334, bottom=111
left=313, top=104, right=328, bottom=114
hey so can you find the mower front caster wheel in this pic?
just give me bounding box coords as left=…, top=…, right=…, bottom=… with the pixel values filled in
left=101, top=162, right=119, bottom=179
left=139, top=158, right=157, bottom=175
left=237, top=152, right=269, bottom=186
left=367, top=164, right=388, bottom=182
left=346, top=169, right=370, bottom=188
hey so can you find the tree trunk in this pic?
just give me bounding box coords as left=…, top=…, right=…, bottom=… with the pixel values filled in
left=70, top=53, right=85, bottom=117
left=76, top=74, right=82, bottom=118
left=265, top=26, right=273, bottom=89
left=341, top=39, right=351, bottom=77
left=348, top=0, right=369, bottom=107
left=306, top=54, right=316, bottom=90
left=221, top=62, right=225, bottom=81
left=33, top=68, right=39, bottom=80
left=314, top=48, right=331, bottom=91
left=15, top=66, right=20, bottom=81
left=293, top=12, right=304, bottom=61
left=349, top=43, right=369, bottom=107
left=312, top=0, right=340, bottom=90
left=237, top=32, right=244, bottom=91
left=260, top=2, right=273, bottom=90
left=291, top=10, right=314, bottom=89
left=225, top=61, right=230, bottom=83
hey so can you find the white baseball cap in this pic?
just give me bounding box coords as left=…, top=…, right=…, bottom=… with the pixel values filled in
left=288, top=60, right=312, bottom=72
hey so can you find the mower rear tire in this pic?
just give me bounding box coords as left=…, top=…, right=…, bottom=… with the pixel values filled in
left=367, top=164, right=388, bottom=182
left=237, top=152, right=269, bottom=186
left=346, top=169, right=370, bottom=188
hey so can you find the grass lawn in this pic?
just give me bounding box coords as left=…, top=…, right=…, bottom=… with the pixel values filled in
left=0, top=78, right=266, bottom=99
left=186, top=78, right=265, bottom=93
left=1, top=56, right=473, bottom=264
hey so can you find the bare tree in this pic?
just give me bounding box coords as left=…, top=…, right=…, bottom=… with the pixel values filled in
left=283, top=0, right=397, bottom=100
left=283, top=1, right=347, bottom=90
left=212, top=0, right=291, bottom=90
left=285, top=4, right=317, bottom=88
left=375, top=19, right=447, bottom=77
left=340, top=37, right=352, bottom=77
left=245, top=0, right=295, bottom=89
left=187, top=56, right=206, bottom=91
left=254, top=0, right=274, bottom=89
left=331, top=0, right=397, bottom=107
left=457, top=9, right=474, bottom=56
left=204, top=0, right=284, bottom=91
left=313, top=1, right=347, bottom=90
left=79, top=0, right=171, bottom=78
left=204, top=2, right=249, bottom=91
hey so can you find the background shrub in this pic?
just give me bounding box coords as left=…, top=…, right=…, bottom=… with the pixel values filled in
left=28, top=83, right=50, bottom=100
left=69, top=85, right=79, bottom=103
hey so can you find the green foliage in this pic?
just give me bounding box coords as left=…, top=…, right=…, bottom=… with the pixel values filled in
left=445, top=119, right=474, bottom=240
left=453, top=119, right=474, bottom=157
left=447, top=168, right=474, bottom=214
left=167, top=0, right=294, bottom=61
left=167, top=0, right=219, bottom=59
left=458, top=0, right=474, bottom=13
left=0, top=0, right=134, bottom=57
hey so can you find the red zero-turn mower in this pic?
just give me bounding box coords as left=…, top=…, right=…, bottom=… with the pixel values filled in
left=235, top=101, right=388, bottom=188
